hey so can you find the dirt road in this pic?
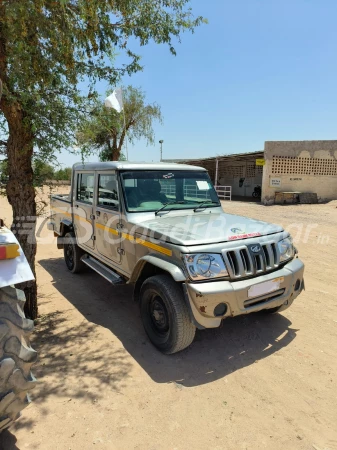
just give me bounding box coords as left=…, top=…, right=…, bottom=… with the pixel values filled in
left=0, top=191, right=336, bottom=450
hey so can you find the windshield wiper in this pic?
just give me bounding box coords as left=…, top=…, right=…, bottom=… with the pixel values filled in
left=193, top=201, right=220, bottom=212
left=155, top=201, right=186, bottom=215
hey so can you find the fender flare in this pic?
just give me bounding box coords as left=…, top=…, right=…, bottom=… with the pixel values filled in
left=130, top=256, right=208, bottom=330
left=57, top=219, right=74, bottom=249
left=60, top=219, right=73, bottom=235
left=129, top=254, right=187, bottom=283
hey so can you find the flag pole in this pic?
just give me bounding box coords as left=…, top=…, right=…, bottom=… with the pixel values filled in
left=121, top=88, right=129, bottom=161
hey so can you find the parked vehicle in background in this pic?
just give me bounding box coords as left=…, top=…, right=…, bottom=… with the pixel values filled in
left=0, top=219, right=37, bottom=431
left=252, top=185, right=262, bottom=198
left=49, top=162, right=305, bottom=354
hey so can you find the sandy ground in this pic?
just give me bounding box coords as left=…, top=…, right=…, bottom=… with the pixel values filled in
left=0, top=188, right=337, bottom=450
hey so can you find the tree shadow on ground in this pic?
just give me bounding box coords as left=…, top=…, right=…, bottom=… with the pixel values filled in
left=39, top=257, right=299, bottom=388
left=0, top=305, right=133, bottom=438
left=27, top=307, right=132, bottom=410
left=35, top=308, right=132, bottom=393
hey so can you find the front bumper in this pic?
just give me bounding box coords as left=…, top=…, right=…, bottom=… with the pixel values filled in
left=183, top=258, right=304, bottom=329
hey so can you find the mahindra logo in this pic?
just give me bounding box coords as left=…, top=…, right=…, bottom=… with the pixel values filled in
left=250, top=245, right=261, bottom=253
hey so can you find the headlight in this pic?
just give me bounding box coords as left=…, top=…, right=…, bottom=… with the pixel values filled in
left=183, top=253, right=228, bottom=280
left=277, top=237, right=295, bottom=262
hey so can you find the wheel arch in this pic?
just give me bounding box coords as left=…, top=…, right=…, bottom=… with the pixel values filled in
left=130, top=255, right=186, bottom=302
left=57, top=219, right=74, bottom=249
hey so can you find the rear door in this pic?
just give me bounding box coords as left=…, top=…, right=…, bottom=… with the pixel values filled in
left=94, top=172, right=121, bottom=264
left=73, top=172, right=95, bottom=249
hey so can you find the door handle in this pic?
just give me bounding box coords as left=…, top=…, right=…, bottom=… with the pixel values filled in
left=96, top=211, right=101, bottom=217
left=75, top=204, right=79, bottom=208
left=90, top=214, right=95, bottom=220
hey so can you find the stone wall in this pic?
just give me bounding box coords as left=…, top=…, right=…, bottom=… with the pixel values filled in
left=262, top=141, right=337, bottom=204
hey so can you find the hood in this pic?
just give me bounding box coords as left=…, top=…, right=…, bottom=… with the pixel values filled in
left=132, top=211, right=283, bottom=246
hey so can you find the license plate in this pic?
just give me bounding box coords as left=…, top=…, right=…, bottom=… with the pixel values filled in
left=248, top=277, right=284, bottom=298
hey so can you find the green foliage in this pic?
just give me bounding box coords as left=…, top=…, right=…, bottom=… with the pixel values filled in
left=33, top=160, right=54, bottom=186
left=54, top=167, right=72, bottom=181
left=33, top=160, right=72, bottom=185
left=0, top=159, right=8, bottom=186
left=0, top=159, right=7, bottom=174
left=0, top=1, right=205, bottom=161
left=0, top=121, right=7, bottom=157
left=77, top=86, right=162, bottom=161
left=100, top=151, right=127, bottom=162
left=1, top=157, right=71, bottom=185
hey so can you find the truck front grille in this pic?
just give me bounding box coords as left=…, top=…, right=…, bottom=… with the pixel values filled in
left=223, top=243, right=280, bottom=279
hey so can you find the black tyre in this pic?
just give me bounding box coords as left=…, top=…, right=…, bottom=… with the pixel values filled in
left=63, top=232, right=85, bottom=274
left=0, top=286, right=37, bottom=432
left=140, top=275, right=196, bottom=354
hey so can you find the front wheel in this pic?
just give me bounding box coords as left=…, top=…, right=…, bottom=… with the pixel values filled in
left=140, top=275, right=196, bottom=354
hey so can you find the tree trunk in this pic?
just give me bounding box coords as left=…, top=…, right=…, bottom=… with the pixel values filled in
left=0, top=6, right=37, bottom=318
left=117, top=128, right=126, bottom=159
left=112, top=135, right=119, bottom=160
left=4, top=103, right=38, bottom=319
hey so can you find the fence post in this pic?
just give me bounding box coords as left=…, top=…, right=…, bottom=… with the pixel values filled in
left=215, top=185, right=231, bottom=201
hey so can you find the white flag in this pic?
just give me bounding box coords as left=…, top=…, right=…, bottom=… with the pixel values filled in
left=104, top=88, right=124, bottom=112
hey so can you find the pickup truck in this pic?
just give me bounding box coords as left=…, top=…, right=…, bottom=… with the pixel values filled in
left=49, top=162, right=305, bottom=354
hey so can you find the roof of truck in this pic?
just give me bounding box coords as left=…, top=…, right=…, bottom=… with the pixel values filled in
left=72, top=161, right=206, bottom=171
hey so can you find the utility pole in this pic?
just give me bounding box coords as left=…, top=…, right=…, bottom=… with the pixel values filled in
left=159, top=140, right=164, bottom=161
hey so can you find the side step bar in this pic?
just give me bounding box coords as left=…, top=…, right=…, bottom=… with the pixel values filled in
left=81, top=255, right=125, bottom=285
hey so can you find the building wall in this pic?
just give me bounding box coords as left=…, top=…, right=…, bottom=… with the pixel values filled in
left=262, top=141, right=337, bottom=204
left=218, top=159, right=263, bottom=196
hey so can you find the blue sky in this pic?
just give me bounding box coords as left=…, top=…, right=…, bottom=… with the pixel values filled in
left=59, top=0, right=337, bottom=166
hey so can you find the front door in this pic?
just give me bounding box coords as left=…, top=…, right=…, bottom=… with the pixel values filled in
left=94, top=172, right=121, bottom=264
left=74, top=172, right=95, bottom=249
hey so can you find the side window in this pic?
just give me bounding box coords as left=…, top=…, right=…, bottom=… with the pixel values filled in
left=97, top=174, right=119, bottom=210
left=76, top=173, right=95, bottom=204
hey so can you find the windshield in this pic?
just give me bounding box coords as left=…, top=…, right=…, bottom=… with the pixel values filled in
left=120, top=170, right=220, bottom=212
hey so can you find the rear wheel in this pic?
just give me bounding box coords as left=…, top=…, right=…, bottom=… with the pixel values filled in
left=63, top=232, right=84, bottom=274
left=0, top=286, right=37, bottom=432
left=140, top=275, right=195, bottom=354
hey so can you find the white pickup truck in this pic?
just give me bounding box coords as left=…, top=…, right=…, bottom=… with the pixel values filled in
left=49, top=162, right=305, bottom=354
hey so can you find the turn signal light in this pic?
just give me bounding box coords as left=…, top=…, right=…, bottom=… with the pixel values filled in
left=0, top=244, right=20, bottom=260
